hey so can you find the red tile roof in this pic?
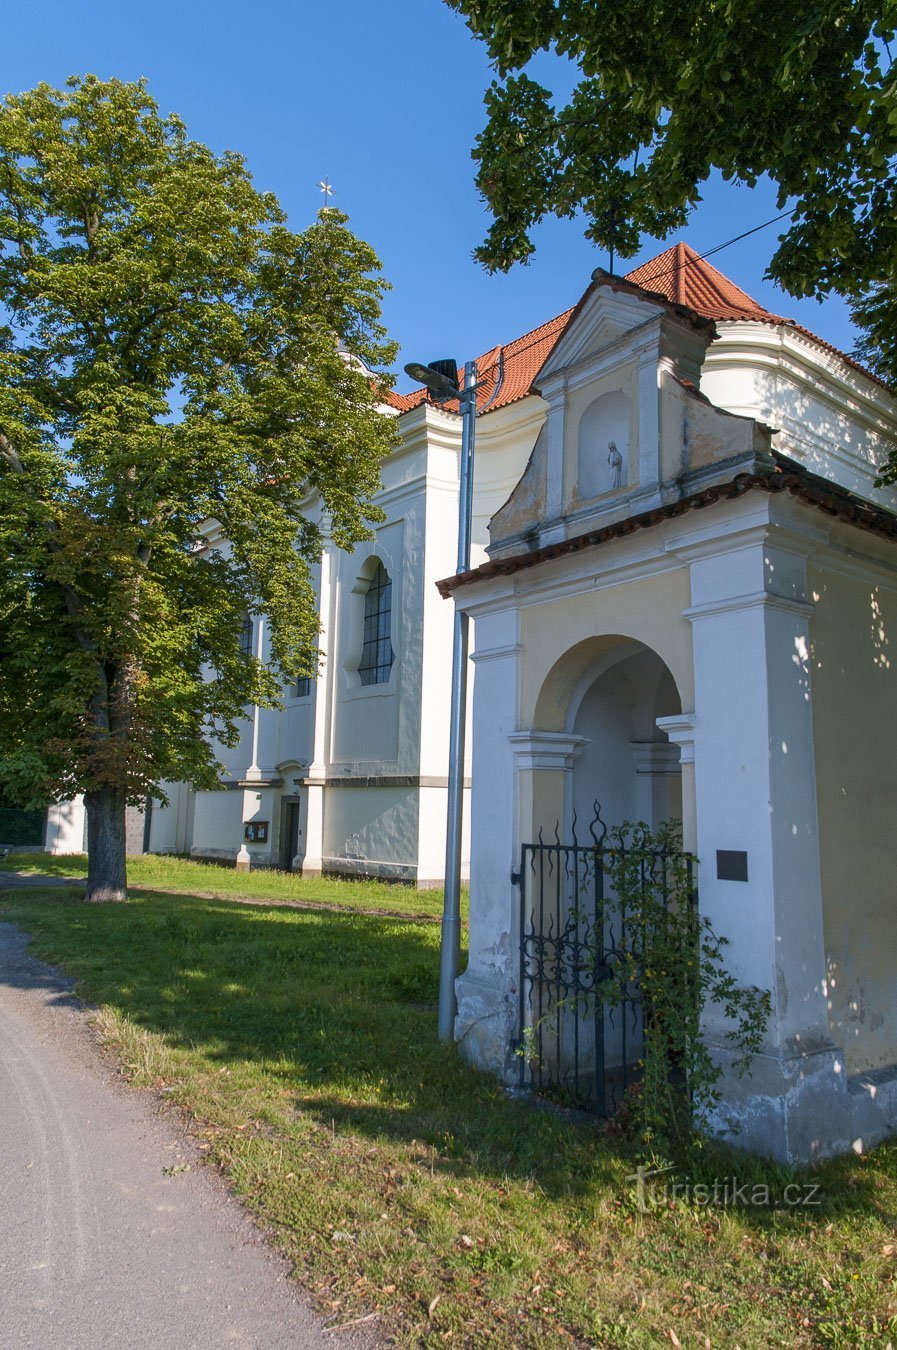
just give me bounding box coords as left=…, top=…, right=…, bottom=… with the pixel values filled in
left=386, top=309, right=574, bottom=416
left=626, top=241, right=785, bottom=321
left=627, top=242, right=890, bottom=391
left=390, top=242, right=888, bottom=414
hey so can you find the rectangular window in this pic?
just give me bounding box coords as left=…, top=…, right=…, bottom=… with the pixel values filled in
left=294, top=676, right=312, bottom=698
left=239, top=614, right=253, bottom=658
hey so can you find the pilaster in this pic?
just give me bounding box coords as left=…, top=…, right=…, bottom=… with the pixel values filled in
left=454, top=610, right=521, bottom=1080
left=656, top=713, right=696, bottom=853
left=302, top=526, right=334, bottom=876
left=681, top=524, right=844, bottom=1160
left=630, top=739, right=682, bottom=832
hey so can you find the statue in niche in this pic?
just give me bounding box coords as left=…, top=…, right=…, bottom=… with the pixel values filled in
left=607, top=440, right=625, bottom=489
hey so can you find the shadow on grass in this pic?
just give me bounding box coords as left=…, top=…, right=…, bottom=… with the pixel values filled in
left=0, top=887, right=891, bottom=1226
left=0, top=852, right=87, bottom=877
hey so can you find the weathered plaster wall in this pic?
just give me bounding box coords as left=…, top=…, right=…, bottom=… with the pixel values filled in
left=520, top=564, right=694, bottom=731
left=45, top=798, right=87, bottom=854
left=322, top=784, right=420, bottom=880
left=190, top=788, right=242, bottom=861
left=809, top=555, right=897, bottom=1073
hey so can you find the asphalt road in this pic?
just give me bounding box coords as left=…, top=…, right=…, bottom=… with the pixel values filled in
left=0, top=919, right=361, bottom=1350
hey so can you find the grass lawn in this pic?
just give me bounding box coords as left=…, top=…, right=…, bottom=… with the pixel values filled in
left=0, top=851, right=461, bottom=921
left=0, top=883, right=895, bottom=1347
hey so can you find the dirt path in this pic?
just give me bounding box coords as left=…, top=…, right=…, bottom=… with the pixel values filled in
left=0, top=921, right=374, bottom=1350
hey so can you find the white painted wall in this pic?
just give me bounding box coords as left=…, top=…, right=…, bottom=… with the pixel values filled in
left=808, top=551, right=897, bottom=1073
left=190, top=788, right=243, bottom=860
left=146, top=781, right=195, bottom=855
left=45, top=798, right=86, bottom=854
left=702, top=323, right=897, bottom=512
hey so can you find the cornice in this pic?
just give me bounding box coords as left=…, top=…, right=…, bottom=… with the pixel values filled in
left=708, top=322, right=897, bottom=436
left=683, top=590, right=815, bottom=621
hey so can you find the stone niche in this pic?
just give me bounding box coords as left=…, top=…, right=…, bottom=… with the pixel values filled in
left=575, top=388, right=630, bottom=502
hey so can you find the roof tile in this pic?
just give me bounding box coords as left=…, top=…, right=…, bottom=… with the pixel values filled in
left=390, top=242, right=888, bottom=414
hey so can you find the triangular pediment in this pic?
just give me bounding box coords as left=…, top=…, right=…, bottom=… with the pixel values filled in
left=535, top=270, right=716, bottom=391
left=536, top=282, right=665, bottom=384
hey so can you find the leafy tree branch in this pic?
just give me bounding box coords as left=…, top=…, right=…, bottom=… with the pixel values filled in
left=0, top=75, right=398, bottom=900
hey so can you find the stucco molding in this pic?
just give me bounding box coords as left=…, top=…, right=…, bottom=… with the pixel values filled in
left=470, top=643, right=523, bottom=665
left=455, top=545, right=684, bottom=620
left=656, top=713, right=696, bottom=765
left=666, top=516, right=828, bottom=566
left=708, top=320, right=897, bottom=435
left=812, top=541, right=897, bottom=591
left=631, top=741, right=683, bottom=775
left=321, top=775, right=470, bottom=789
left=683, top=590, right=815, bottom=622
left=508, top=730, right=588, bottom=772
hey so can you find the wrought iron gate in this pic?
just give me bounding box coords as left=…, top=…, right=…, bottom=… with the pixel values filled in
left=514, top=805, right=695, bottom=1117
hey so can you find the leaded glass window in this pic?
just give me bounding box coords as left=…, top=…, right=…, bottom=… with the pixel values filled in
left=238, top=614, right=253, bottom=658
left=294, top=675, right=312, bottom=698
left=358, top=562, right=394, bottom=686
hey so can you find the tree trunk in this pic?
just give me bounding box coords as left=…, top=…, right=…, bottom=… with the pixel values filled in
left=84, top=788, right=128, bottom=902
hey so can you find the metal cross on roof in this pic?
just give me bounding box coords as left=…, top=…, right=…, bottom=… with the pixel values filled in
left=318, top=177, right=334, bottom=204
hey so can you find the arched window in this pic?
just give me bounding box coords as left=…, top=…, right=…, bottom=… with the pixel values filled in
left=358, top=561, right=394, bottom=686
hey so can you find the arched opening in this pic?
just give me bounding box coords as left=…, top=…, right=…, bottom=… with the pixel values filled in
left=571, top=644, right=682, bottom=838
left=528, top=634, right=685, bottom=841
left=343, top=554, right=397, bottom=690
left=518, top=637, right=687, bottom=1111
left=358, top=559, right=394, bottom=686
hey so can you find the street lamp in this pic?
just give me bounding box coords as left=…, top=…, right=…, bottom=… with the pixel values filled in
left=404, top=358, right=478, bottom=1042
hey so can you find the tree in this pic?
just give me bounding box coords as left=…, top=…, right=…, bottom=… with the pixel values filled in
left=446, top=0, right=897, bottom=388
left=0, top=76, right=397, bottom=901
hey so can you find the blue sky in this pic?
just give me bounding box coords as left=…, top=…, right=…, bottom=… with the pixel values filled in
left=3, top=0, right=858, bottom=392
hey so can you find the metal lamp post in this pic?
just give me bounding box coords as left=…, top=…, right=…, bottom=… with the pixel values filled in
left=404, top=358, right=478, bottom=1041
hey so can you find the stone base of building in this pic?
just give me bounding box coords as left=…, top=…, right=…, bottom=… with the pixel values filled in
left=190, top=847, right=239, bottom=865
left=323, top=856, right=418, bottom=885
left=454, top=970, right=519, bottom=1086
left=705, top=1038, right=897, bottom=1164
left=848, top=1062, right=897, bottom=1153
left=455, top=986, right=897, bottom=1164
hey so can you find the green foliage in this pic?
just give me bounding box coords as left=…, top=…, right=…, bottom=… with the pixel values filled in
left=520, top=821, right=770, bottom=1156
left=0, top=75, right=397, bottom=810
left=600, top=821, right=770, bottom=1155
left=447, top=0, right=897, bottom=384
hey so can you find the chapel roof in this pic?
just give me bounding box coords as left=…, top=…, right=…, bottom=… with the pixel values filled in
left=436, top=454, right=897, bottom=599
left=390, top=241, right=888, bottom=415
left=626, top=241, right=779, bottom=321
